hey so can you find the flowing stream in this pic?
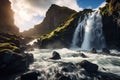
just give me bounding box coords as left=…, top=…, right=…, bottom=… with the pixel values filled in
left=28, top=48, right=120, bottom=80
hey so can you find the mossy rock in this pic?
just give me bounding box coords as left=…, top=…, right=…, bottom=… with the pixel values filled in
left=0, top=49, right=13, bottom=54
left=0, top=43, right=20, bottom=53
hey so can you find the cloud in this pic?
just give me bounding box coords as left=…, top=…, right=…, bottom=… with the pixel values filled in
left=10, top=0, right=82, bottom=32
left=55, top=0, right=82, bottom=11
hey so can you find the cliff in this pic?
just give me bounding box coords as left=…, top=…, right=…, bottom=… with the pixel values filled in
left=0, top=0, right=19, bottom=34
left=100, top=0, right=120, bottom=49
left=22, top=4, right=76, bottom=38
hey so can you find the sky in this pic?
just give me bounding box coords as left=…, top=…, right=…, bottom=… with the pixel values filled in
left=9, top=0, right=106, bottom=32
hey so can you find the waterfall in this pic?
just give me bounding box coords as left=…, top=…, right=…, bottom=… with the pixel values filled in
left=71, top=14, right=89, bottom=48
left=72, top=11, right=106, bottom=50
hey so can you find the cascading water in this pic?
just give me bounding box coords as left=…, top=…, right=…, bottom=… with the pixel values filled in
left=72, top=11, right=106, bottom=50
left=71, top=14, right=89, bottom=48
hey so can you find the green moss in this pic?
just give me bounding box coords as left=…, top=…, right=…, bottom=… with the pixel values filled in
left=0, top=43, right=19, bottom=52
left=100, top=0, right=120, bottom=16
left=0, top=49, right=13, bottom=54
left=40, top=13, right=76, bottom=41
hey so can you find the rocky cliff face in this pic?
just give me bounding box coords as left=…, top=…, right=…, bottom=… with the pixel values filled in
left=22, top=4, right=76, bottom=37
left=0, top=0, right=19, bottom=34
left=100, top=0, right=120, bottom=49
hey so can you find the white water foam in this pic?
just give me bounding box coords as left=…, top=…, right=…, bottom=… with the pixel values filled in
left=28, top=48, right=120, bottom=79
left=27, top=39, right=37, bottom=45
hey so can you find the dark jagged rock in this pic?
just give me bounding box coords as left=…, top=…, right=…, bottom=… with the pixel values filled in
left=79, top=60, right=98, bottom=73
left=0, top=52, right=26, bottom=74
left=90, top=48, right=97, bottom=53
left=0, top=51, right=34, bottom=75
left=80, top=53, right=87, bottom=58
left=61, top=62, right=76, bottom=72
left=20, top=71, right=40, bottom=80
left=50, top=51, right=61, bottom=60
left=55, top=73, right=71, bottom=80
left=25, top=53, right=34, bottom=64
left=58, top=76, right=71, bottom=80
left=0, top=0, right=19, bottom=34
left=22, top=4, right=76, bottom=37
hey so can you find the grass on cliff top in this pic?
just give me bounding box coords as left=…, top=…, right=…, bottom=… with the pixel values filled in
left=40, top=13, right=76, bottom=40
left=100, top=0, right=120, bottom=16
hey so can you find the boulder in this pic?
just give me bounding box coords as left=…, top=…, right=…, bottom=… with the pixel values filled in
left=20, top=71, right=40, bottom=80
left=72, top=53, right=87, bottom=58
left=49, top=51, right=61, bottom=60
left=0, top=51, right=34, bottom=75
left=25, top=53, right=34, bottom=64
left=55, top=73, right=71, bottom=80
left=0, top=52, right=27, bottom=74
left=61, top=62, right=76, bottom=72
left=58, top=76, right=71, bottom=80
left=80, top=53, right=87, bottom=58
left=102, top=48, right=110, bottom=54
left=90, top=48, right=97, bottom=53
left=79, top=60, right=98, bottom=73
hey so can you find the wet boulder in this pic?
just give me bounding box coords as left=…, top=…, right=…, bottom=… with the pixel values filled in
left=0, top=50, right=34, bottom=75
left=58, top=76, right=71, bottom=80
left=20, top=71, right=40, bottom=80
left=0, top=52, right=27, bottom=74
left=102, top=48, right=110, bottom=54
left=79, top=60, right=98, bottom=73
left=90, top=48, right=97, bottom=53
left=55, top=73, right=71, bottom=80
left=49, top=51, right=61, bottom=60
left=72, top=53, right=87, bottom=58
left=79, top=53, right=87, bottom=58
left=25, top=53, right=34, bottom=64
left=61, top=62, right=76, bottom=72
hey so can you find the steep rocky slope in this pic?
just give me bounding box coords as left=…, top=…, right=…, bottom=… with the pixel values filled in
left=0, top=0, right=19, bottom=34
left=100, top=0, right=120, bottom=49
left=22, top=4, right=76, bottom=38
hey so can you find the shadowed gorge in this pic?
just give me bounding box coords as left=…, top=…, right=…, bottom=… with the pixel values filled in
left=0, top=0, right=33, bottom=79
left=0, top=0, right=19, bottom=34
